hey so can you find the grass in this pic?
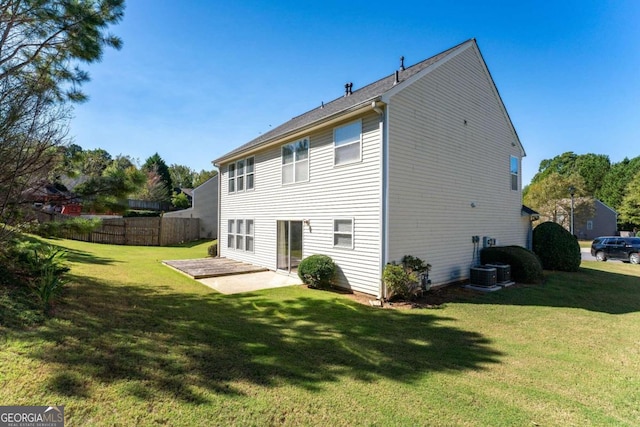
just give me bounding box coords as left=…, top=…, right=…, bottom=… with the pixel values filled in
left=1, top=238, right=640, bottom=426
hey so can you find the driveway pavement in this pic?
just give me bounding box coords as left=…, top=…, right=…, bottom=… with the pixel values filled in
left=581, top=247, right=596, bottom=262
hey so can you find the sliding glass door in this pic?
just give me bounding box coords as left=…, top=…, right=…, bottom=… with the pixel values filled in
left=277, top=220, right=302, bottom=272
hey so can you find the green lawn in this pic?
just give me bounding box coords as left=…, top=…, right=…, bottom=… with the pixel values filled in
left=1, top=238, right=640, bottom=426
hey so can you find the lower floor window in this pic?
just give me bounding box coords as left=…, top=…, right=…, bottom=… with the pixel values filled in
left=334, top=218, right=353, bottom=248
left=228, top=219, right=254, bottom=252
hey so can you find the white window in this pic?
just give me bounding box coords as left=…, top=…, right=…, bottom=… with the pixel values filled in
left=228, top=163, right=236, bottom=193
left=334, top=219, right=354, bottom=249
left=227, top=219, right=254, bottom=252
left=246, top=157, right=255, bottom=190
left=227, top=219, right=235, bottom=248
left=236, top=160, right=244, bottom=192
left=510, top=156, right=519, bottom=191
left=334, top=121, right=362, bottom=166
left=282, top=138, right=309, bottom=184
left=587, top=220, right=593, bottom=231
left=228, top=156, right=254, bottom=193
left=246, top=219, right=254, bottom=252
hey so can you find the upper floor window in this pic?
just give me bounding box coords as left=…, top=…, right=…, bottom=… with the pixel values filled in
left=228, top=156, right=255, bottom=193
left=510, top=156, right=519, bottom=191
left=282, top=138, right=309, bottom=184
left=334, top=120, right=362, bottom=166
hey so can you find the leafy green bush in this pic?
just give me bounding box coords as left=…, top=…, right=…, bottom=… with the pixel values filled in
left=383, top=263, right=420, bottom=301
left=532, top=221, right=581, bottom=272
left=400, top=255, right=431, bottom=275
left=297, top=254, right=336, bottom=289
left=480, top=246, right=544, bottom=284
left=383, top=254, right=430, bottom=300
left=5, top=239, right=70, bottom=314
left=28, top=217, right=102, bottom=238
left=208, top=242, right=218, bottom=257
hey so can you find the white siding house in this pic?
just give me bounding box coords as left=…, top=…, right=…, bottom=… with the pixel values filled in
left=214, top=39, right=532, bottom=297
left=163, top=175, right=219, bottom=239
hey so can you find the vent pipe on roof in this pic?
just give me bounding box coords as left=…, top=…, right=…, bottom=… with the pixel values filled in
left=394, top=70, right=399, bottom=85
left=344, top=82, right=353, bottom=96
left=400, top=56, right=405, bottom=71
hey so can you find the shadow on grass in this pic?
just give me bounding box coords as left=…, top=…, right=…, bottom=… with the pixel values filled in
left=27, top=275, right=503, bottom=403
left=438, top=266, right=640, bottom=315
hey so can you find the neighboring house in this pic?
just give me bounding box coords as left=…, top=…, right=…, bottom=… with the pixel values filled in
left=163, top=175, right=219, bottom=239
left=574, top=199, right=617, bottom=240
left=213, top=39, right=531, bottom=297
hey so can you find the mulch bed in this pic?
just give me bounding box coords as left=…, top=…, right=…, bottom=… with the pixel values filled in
left=341, top=283, right=478, bottom=310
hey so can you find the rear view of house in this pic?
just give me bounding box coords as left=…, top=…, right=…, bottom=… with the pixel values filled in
left=214, top=39, right=531, bottom=297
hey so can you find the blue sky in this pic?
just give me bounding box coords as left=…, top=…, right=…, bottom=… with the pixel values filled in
left=70, top=0, right=640, bottom=185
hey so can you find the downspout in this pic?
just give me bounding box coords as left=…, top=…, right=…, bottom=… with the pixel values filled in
left=373, top=100, right=388, bottom=300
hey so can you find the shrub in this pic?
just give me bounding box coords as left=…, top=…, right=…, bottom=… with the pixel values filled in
left=532, top=221, right=581, bottom=272
left=400, top=255, right=431, bottom=275
left=383, top=263, right=421, bottom=301
left=208, top=243, right=218, bottom=257
left=297, top=254, right=336, bottom=289
left=27, top=217, right=102, bottom=238
left=383, top=254, right=430, bottom=300
left=3, top=239, right=70, bottom=315
left=480, top=246, right=544, bottom=284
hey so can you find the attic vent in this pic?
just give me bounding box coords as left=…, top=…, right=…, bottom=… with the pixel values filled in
left=344, top=82, right=353, bottom=96
left=400, top=55, right=405, bottom=71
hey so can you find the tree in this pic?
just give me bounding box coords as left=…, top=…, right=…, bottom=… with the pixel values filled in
left=618, top=171, right=640, bottom=228
left=524, top=172, right=594, bottom=231
left=142, top=153, right=172, bottom=199
left=74, top=155, right=146, bottom=213
left=169, top=164, right=195, bottom=189
left=574, top=154, right=611, bottom=195
left=171, top=191, right=191, bottom=209
left=136, top=168, right=171, bottom=203
left=531, top=152, right=611, bottom=196
left=596, top=157, right=640, bottom=211
left=193, top=169, right=218, bottom=188
left=0, top=0, right=124, bottom=239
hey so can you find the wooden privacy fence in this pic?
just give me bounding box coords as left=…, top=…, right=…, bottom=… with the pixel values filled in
left=62, top=216, right=200, bottom=246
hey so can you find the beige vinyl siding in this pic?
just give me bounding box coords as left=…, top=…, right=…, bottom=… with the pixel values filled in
left=386, top=45, right=526, bottom=286
left=220, top=111, right=383, bottom=295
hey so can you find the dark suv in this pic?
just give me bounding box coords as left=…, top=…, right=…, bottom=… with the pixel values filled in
left=591, top=236, right=640, bottom=264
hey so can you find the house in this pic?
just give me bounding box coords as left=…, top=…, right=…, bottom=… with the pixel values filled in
left=574, top=199, right=617, bottom=240
left=163, top=175, right=219, bottom=239
left=213, top=39, right=532, bottom=297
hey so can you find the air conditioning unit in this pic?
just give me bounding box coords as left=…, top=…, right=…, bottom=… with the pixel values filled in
left=484, top=263, right=511, bottom=284
left=470, top=266, right=497, bottom=287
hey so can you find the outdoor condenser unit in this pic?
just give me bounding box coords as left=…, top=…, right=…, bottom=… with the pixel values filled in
left=484, top=263, right=511, bottom=284
left=469, top=266, right=497, bottom=287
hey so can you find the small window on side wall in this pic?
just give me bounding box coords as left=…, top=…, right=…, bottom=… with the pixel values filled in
left=334, top=219, right=354, bottom=249
left=228, top=163, right=236, bottom=193
left=334, top=121, right=362, bottom=166
left=510, top=156, right=519, bottom=191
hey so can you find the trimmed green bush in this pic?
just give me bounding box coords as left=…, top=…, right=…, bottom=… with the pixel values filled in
left=297, top=254, right=336, bottom=289
left=480, top=246, right=544, bottom=284
left=532, top=221, right=581, bottom=272
left=382, top=263, right=421, bottom=301
left=207, top=243, right=218, bottom=257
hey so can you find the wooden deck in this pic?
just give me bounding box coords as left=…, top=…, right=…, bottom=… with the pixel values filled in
left=163, top=257, right=269, bottom=279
